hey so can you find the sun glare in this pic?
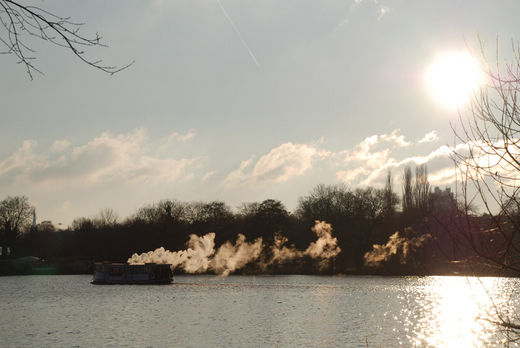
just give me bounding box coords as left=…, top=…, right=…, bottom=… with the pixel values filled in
left=426, top=52, right=483, bottom=110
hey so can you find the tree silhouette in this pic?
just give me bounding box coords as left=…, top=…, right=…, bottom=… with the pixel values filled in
left=449, top=39, right=520, bottom=338
left=451, top=40, right=520, bottom=274
left=382, top=170, right=399, bottom=219
left=0, top=195, right=33, bottom=256
left=239, top=199, right=291, bottom=243
left=402, top=166, right=413, bottom=214
left=0, top=0, right=131, bottom=78
left=413, top=164, right=431, bottom=215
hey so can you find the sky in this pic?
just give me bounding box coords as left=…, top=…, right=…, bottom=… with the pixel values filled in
left=1, top=0, right=520, bottom=226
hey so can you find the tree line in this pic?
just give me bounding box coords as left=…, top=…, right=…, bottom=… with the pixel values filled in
left=2, top=163, right=511, bottom=275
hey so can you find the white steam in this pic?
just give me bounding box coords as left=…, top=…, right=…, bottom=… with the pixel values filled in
left=269, top=220, right=341, bottom=269
left=305, top=220, right=341, bottom=259
left=364, top=230, right=431, bottom=267
left=127, top=233, right=262, bottom=276
left=212, top=234, right=263, bottom=276
left=127, top=220, right=341, bottom=276
left=127, top=232, right=217, bottom=273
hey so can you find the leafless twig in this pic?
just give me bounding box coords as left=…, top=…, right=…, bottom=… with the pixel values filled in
left=0, top=0, right=132, bottom=78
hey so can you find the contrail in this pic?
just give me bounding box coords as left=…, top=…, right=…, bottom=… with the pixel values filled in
left=216, top=0, right=260, bottom=68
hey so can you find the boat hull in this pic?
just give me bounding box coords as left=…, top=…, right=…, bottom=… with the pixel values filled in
left=92, top=262, right=173, bottom=285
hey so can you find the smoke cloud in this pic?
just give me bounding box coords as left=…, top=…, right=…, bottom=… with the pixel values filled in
left=364, top=230, right=431, bottom=267
left=128, top=220, right=341, bottom=276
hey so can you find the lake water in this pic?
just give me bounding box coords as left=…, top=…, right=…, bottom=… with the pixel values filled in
left=1, top=275, right=519, bottom=347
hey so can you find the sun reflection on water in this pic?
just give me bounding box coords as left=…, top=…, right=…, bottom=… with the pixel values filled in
left=407, top=277, right=515, bottom=347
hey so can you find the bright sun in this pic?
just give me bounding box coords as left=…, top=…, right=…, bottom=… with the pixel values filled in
left=425, top=52, right=483, bottom=109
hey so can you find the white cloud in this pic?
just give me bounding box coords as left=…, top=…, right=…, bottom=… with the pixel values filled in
left=336, top=167, right=369, bottom=184
left=0, top=140, right=37, bottom=177
left=221, top=129, right=461, bottom=191
left=336, top=131, right=455, bottom=186
left=428, top=167, right=457, bottom=186
left=168, top=129, right=197, bottom=143
left=220, top=129, right=454, bottom=189
left=341, top=129, right=410, bottom=169
left=381, top=129, right=410, bottom=147
left=156, top=129, right=197, bottom=154
left=0, top=129, right=200, bottom=189
left=418, top=130, right=439, bottom=144
left=50, top=140, right=71, bottom=152
left=202, top=170, right=217, bottom=182
left=223, top=142, right=329, bottom=187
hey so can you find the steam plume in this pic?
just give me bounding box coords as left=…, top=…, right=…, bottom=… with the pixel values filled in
left=305, top=221, right=341, bottom=259
left=364, top=230, right=430, bottom=267
left=213, top=234, right=263, bottom=276
left=269, top=220, right=341, bottom=269
left=127, top=232, right=216, bottom=273
left=128, top=220, right=341, bottom=276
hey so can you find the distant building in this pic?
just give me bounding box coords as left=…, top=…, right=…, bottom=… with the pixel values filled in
left=430, top=187, right=456, bottom=212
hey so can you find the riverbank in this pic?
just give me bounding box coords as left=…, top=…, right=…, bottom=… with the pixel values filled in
left=0, top=258, right=92, bottom=276
left=0, top=257, right=515, bottom=277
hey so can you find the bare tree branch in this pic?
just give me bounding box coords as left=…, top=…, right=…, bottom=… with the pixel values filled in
left=0, top=0, right=132, bottom=78
left=450, top=37, right=520, bottom=341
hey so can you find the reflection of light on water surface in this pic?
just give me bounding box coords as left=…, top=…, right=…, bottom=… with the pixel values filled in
left=407, top=277, right=511, bottom=347
left=2, top=275, right=520, bottom=347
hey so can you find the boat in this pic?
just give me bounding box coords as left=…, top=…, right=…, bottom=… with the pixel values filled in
left=92, top=262, right=173, bottom=284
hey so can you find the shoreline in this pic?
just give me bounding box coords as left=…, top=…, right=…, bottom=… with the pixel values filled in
left=0, top=258, right=515, bottom=278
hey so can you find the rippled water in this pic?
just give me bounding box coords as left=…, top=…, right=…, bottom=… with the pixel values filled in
left=1, top=275, right=519, bottom=347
